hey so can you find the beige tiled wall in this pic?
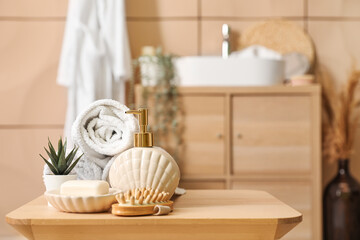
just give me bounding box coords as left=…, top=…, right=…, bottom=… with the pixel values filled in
left=126, top=0, right=198, bottom=18
left=200, top=0, right=304, bottom=17
left=0, top=21, right=66, bottom=125
left=308, top=0, right=360, bottom=17
left=128, top=20, right=198, bottom=57
left=1, top=0, right=360, bottom=237
left=0, top=1, right=67, bottom=237
left=0, top=0, right=67, bottom=17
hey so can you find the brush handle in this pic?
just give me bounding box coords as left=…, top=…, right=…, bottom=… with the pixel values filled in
left=111, top=201, right=173, bottom=216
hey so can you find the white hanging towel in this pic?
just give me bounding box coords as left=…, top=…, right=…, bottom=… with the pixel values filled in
left=57, top=0, right=132, bottom=146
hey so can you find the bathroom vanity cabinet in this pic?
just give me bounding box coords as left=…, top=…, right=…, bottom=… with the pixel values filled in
left=135, top=85, right=321, bottom=240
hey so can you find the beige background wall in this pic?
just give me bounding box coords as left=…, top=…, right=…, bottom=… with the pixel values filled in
left=1, top=0, right=360, bottom=237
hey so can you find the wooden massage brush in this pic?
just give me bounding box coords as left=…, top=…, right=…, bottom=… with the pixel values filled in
left=112, top=187, right=173, bottom=216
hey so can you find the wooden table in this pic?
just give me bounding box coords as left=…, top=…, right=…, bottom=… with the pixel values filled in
left=6, top=190, right=302, bottom=240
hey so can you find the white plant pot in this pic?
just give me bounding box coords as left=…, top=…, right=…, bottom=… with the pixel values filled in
left=43, top=174, right=77, bottom=192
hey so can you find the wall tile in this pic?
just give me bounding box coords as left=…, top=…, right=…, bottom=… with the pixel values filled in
left=127, top=20, right=198, bottom=57
left=126, top=0, right=198, bottom=18
left=308, top=0, right=360, bottom=17
left=308, top=21, right=360, bottom=85
left=200, top=20, right=304, bottom=55
left=0, top=128, right=63, bottom=235
left=201, top=0, right=304, bottom=17
left=0, top=21, right=67, bottom=125
left=0, top=0, right=68, bottom=17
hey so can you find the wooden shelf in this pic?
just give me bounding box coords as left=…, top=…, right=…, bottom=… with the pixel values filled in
left=136, top=84, right=320, bottom=95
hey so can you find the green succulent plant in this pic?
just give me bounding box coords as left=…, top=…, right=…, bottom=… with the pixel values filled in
left=40, top=137, right=83, bottom=175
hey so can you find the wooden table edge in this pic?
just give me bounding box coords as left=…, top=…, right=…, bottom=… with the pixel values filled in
left=6, top=215, right=31, bottom=226
left=6, top=214, right=302, bottom=226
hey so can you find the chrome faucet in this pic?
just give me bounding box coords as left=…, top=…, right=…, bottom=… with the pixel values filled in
left=222, top=24, right=231, bottom=58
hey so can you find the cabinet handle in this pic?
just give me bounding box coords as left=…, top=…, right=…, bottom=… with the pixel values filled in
left=237, top=133, right=242, bottom=139
left=217, top=133, right=223, bottom=139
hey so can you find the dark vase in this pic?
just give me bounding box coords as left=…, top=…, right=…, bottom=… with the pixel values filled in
left=323, top=159, right=360, bottom=240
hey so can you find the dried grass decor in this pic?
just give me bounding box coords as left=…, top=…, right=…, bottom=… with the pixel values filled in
left=319, top=66, right=360, bottom=163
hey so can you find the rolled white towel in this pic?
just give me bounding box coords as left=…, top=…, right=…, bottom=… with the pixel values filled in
left=72, top=99, right=138, bottom=180
left=75, top=153, right=118, bottom=181
left=75, top=157, right=103, bottom=180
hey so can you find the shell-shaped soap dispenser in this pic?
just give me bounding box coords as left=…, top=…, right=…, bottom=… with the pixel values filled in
left=109, top=108, right=181, bottom=204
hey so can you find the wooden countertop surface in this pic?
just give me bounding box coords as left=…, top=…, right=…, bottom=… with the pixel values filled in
left=6, top=190, right=302, bottom=240
left=135, top=84, right=320, bottom=94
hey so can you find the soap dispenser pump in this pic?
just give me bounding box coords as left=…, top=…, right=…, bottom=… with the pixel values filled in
left=125, top=108, right=153, bottom=147
left=109, top=108, right=180, bottom=199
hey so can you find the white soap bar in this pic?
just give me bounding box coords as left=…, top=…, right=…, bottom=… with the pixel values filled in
left=60, top=180, right=109, bottom=196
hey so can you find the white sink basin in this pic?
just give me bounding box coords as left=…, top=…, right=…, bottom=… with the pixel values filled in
left=174, top=56, right=285, bottom=86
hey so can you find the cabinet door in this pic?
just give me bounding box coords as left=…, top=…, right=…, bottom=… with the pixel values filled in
left=232, top=181, right=312, bottom=240
left=232, top=95, right=312, bottom=175
left=178, top=95, right=226, bottom=176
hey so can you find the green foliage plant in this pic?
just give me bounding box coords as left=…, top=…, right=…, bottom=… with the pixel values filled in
left=40, top=137, right=83, bottom=175
left=131, top=47, right=183, bottom=159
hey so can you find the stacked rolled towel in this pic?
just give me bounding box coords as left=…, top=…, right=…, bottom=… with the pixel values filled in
left=71, top=99, right=138, bottom=180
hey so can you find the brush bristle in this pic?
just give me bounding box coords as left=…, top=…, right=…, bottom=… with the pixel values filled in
left=115, top=187, right=171, bottom=206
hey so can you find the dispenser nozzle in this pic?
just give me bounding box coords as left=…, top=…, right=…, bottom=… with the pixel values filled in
left=126, top=108, right=153, bottom=147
